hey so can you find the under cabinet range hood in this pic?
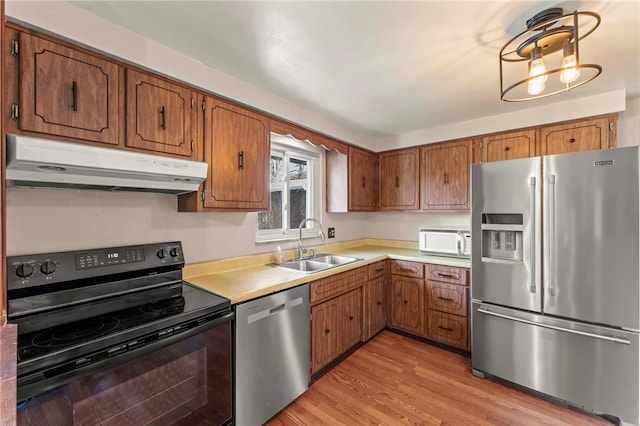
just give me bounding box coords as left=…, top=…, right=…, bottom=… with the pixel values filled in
left=5, top=134, right=207, bottom=195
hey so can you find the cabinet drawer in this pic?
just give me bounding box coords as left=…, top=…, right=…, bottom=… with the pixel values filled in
left=427, top=281, right=468, bottom=317
left=426, top=311, right=469, bottom=350
left=310, top=267, right=367, bottom=305
left=426, top=264, right=468, bottom=286
left=368, top=261, right=388, bottom=280
left=390, top=260, right=424, bottom=278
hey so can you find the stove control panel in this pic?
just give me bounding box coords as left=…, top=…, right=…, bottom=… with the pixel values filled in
left=7, top=241, right=184, bottom=292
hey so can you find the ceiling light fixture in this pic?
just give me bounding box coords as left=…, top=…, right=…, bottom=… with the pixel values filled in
left=500, top=8, right=601, bottom=102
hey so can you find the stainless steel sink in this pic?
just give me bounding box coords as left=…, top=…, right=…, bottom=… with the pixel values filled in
left=273, top=254, right=361, bottom=273
left=311, top=254, right=359, bottom=266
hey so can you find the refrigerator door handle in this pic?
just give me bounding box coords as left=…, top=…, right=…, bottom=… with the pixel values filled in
left=477, top=307, right=631, bottom=345
left=529, top=176, right=536, bottom=293
left=548, top=174, right=557, bottom=297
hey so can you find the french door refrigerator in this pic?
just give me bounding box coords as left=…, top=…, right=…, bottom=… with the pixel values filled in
left=471, top=147, right=639, bottom=425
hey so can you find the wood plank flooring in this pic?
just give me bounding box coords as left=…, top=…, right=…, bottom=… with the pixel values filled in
left=266, top=330, right=610, bottom=426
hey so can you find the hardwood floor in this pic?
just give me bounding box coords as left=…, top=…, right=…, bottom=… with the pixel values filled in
left=266, top=331, right=610, bottom=426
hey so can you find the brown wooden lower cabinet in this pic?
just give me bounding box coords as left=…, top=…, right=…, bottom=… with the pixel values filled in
left=310, top=267, right=367, bottom=376
left=310, top=288, right=362, bottom=375
left=390, top=275, right=424, bottom=336
left=425, top=310, right=469, bottom=351
left=363, top=260, right=389, bottom=341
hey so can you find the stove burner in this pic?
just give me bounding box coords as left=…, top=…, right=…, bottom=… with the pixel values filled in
left=32, top=317, right=120, bottom=348
left=140, top=296, right=186, bottom=316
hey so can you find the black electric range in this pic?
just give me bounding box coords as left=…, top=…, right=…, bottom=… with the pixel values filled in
left=7, top=241, right=232, bottom=403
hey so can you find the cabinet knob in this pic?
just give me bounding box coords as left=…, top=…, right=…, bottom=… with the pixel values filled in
left=324, top=328, right=330, bottom=334
left=569, top=138, right=576, bottom=143
left=504, top=146, right=510, bottom=152
left=404, top=300, right=408, bottom=304
left=377, top=301, right=382, bottom=306
left=349, top=315, right=354, bottom=320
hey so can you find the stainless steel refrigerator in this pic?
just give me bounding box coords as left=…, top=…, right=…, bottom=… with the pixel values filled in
left=471, top=147, right=639, bottom=425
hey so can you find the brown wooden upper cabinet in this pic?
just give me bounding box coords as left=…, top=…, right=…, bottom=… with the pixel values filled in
left=378, top=148, right=419, bottom=210
left=538, top=115, right=617, bottom=155
left=481, top=129, right=536, bottom=162
left=13, top=32, right=119, bottom=145
left=420, top=139, right=472, bottom=211
left=126, top=70, right=197, bottom=159
left=202, top=96, right=270, bottom=210
left=348, top=146, right=378, bottom=211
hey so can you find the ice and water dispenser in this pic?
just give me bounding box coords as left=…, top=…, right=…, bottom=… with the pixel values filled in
left=481, top=213, right=523, bottom=262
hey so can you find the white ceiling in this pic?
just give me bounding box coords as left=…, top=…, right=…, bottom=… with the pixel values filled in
left=67, top=1, right=640, bottom=138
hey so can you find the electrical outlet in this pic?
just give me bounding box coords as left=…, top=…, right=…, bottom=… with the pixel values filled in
left=327, top=227, right=335, bottom=238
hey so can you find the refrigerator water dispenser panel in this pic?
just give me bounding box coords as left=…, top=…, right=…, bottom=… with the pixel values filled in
left=481, top=214, right=523, bottom=262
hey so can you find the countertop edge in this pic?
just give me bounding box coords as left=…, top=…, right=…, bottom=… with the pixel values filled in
left=185, top=242, right=470, bottom=305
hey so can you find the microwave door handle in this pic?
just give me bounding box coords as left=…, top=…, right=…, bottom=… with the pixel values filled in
left=457, top=232, right=465, bottom=256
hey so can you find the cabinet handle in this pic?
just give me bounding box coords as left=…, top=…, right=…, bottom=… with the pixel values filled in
left=398, top=267, right=415, bottom=273
left=443, top=173, right=448, bottom=184
left=238, top=151, right=244, bottom=170
left=436, top=273, right=456, bottom=279
left=438, top=325, right=454, bottom=332
left=437, top=296, right=455, bottom=302
left=375, top=268, right=385, bottom=273
left=395, top=176, right=399, bottom=187
left=362, top=176, right=366, bottom=187
left=569, top=137, right=576, bottom=143
left=160, top=106, right=166, bottom=130
left=72, top=81, right=78, bottom=112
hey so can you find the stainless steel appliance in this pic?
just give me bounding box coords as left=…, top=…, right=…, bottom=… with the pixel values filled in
left=419, top=228, right=471, bottom=258
left=6, top=134, right=207, bottom=194
left=235, top=284, right=309, bottom=426
left=8, top=242, right=234, bottom=425
left=471, top=148, right=640, bottom=425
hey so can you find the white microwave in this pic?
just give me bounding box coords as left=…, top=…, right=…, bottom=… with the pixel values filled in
left=419, top=228, right=471, bottom=258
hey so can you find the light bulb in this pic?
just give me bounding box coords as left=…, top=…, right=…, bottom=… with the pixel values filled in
left=527, top=47, right=547, bottom=96
left=560, top=43, right=580, bottom=84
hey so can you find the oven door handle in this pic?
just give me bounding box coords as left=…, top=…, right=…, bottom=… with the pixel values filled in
left=202, top=310, right=235, bottom=327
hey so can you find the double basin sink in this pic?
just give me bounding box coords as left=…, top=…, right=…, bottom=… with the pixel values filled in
left=274, top=254, right=362, bottom=274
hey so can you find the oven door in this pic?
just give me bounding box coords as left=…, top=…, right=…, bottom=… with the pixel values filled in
left=16, top=316, right=233, bottom=426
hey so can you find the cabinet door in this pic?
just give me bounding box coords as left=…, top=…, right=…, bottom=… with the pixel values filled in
left=203, top=97, right=269, bottom=210
left=379, top=148, right=419, bottom=210
left=126, top=70, right=196, bottom=158
left=340, top=289, right=362, bottom=351
left=18, top=32, right=119, bottom=145
left=539, top=116, right=616, bottom=155
left=348, top=147, right=378, bottom=211
left=481, top=130, right=536, bottom=162
left=364, top=276, right=387, bottom=341
left=311, top=299, right=340, bottom=374
left=426, top=281, right=468, bottom=317
left=420, top=139, right=472, bottom=211
left=426, top=311, right=469, bottom=350
left=390, top=275, right=424, bottom=335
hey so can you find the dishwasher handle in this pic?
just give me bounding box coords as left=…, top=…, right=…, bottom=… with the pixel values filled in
left=247, top=296, right=304, bottom=324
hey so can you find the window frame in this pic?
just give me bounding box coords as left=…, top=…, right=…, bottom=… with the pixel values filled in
left=255, top=134, right=324, bottom=243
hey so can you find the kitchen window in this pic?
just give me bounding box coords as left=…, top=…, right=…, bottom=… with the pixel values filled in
left=256, top=135, right=323, bottom=243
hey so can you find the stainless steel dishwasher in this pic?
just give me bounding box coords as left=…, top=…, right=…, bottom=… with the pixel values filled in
left=235, top=284, right=309, bottom=426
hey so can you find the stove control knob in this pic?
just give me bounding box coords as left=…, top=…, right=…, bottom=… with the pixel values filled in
left=16, top=263, right=35, bottom=278
left=157, top=248, right=167, bottom=259
left=169, top=247, right=180, bottom=258
left=40, top=260, right=58, bottom=275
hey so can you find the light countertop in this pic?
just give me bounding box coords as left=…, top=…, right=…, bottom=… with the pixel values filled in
left=184, top=239, right=470, bottom=304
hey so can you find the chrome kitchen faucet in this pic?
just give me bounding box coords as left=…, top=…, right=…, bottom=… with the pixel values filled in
left=297, top=218, right=325, bottom=259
